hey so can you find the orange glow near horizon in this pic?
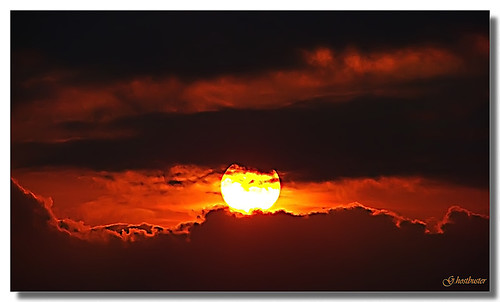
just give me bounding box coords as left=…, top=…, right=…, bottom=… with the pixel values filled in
left=220, top=164, right=281, bottom=214
left=11, top=166, right=489, bottom=231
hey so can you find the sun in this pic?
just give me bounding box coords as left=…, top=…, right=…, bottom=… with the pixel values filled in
left=220, top=163, right=281, bottom=214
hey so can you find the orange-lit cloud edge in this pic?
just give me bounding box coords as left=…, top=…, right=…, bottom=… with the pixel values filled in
left=11, top=176, right=489, bottom=244
left=12, top=36, right=488, bottom=144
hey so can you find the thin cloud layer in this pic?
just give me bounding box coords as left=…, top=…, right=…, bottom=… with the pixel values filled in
left=12, top=91, right=489, bottom=188
left=12, top=166, right=224, bottom=228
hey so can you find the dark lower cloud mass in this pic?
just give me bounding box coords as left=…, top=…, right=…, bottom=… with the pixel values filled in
left=11, top=180, right=489, bottom=291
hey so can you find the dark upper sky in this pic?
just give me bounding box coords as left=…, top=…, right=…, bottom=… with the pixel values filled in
left=12, top=11, right=488, bottom=80
left=11, top=11, right=490, bottom=187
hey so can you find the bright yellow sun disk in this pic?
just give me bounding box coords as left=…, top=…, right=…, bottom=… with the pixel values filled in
left=220, top=164, right=281, bottom=214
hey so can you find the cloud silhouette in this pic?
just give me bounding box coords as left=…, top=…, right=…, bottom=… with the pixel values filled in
left=11, top=180, right=489, bottom=291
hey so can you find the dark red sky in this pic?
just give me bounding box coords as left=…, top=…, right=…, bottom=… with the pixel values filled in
left=10, top=11, right=490, bottom=291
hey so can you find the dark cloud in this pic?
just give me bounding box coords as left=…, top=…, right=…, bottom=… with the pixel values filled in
left=11, top=180, right=489, bottom=291
left=11, top=11, right=488, bottom=85
left=12, top=89, right=489, bottom=188
left=167, top=180, right=183, bottom=186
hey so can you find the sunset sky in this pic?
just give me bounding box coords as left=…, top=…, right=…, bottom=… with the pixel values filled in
left=11, top=11, right=490, bottom=291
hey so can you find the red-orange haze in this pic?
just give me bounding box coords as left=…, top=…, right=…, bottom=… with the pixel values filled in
left=12, top=165, right=488, bottom=233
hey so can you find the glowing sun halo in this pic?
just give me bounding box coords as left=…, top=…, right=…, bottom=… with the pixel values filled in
left=220, top=164, right=281, bottom=213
